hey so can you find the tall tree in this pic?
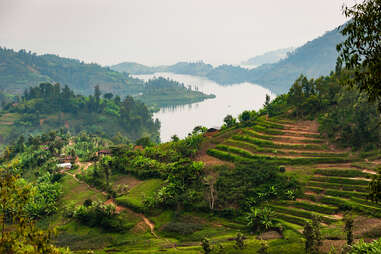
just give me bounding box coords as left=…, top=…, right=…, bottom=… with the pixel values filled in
left=336, top=0, right=381, bottom=110
left=0, top=169, right=69, bottom=253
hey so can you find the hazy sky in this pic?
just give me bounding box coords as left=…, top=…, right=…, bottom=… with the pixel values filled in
left=0, top=0, right=356, bottom=66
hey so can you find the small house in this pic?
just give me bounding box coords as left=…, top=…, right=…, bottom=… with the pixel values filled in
left=57, top=163, right=72, bottom=169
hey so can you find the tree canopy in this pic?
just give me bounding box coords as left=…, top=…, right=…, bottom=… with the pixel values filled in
left=337, top=0, right=381, bottom=110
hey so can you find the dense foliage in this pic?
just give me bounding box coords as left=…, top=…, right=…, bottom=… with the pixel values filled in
left=337, top=0, right=381, bottom=110
left=135, top=77, right=215, bottom=108
left=261, top=71, right=381, bottom=150
left=0, top=168, right=69, bottom=253
left=0, top=48, right=215, bottom=110
left=0, top=82, right=160, bottom=144
left=215, top=162, right=298, bottom=209
left=0, top=47, right=143, bottom=96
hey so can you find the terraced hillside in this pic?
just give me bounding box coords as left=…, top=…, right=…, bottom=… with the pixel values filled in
left=203, top=117, right=381, bottom=245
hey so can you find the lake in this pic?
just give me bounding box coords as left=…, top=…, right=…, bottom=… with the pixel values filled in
left=133, top=73, right=275, bottom=142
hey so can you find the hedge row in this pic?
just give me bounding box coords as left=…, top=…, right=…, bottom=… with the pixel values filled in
left=270, top=205, right=336, bottom=224
left=243, top=128, right=324, bottom=144
left=224, top=139, right=273, bottom=153
left=207, top=148, right=249, bottom=163
left=232, top=134, right=323, bottom=150
left=305, top=186, right=368, bottom=199
left=251, top=125, right=284, bottom=135
left=318, top=195, right=381, bottom=217
left=275, top=212, right=308, bottom=226
left=349, top=196, right=381, bottom=209
left=255, top=118, right=285, bottom=129
left=315, top=169, right=370, bottom=178
left=215, top=144, right=350, bottom=165
left=311, top=176, right=369, bottom=185
left=277, top=200, right=338, bottom=215
left=227, top=138, right=346, bottom=158
left=308, top=181, right=368, bottom=193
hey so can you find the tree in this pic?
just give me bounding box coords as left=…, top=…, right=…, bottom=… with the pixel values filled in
left=368, top=174, right=381, bottom=203
left=303, top=222, right=315, bottom=254
left=239, top=110, right=251, bottom=122
left=201, top=237, right=212, bottom=254
left=311, top=215, right=322, bottom=251
left=103, top=93, right=113, bottom=100
left=344, top=215, right=354, bottom=246
left=246, top=206, right=275, bottom=233
left=264, top=94, right=271, bottom=108
left=171, top=135, right=179, bottom=142
left=0, top=169, right=69, bottom=253
left=94, top=85, right=101, bottom=107
left=336, top=0, right=381, bottom=110
left=101, top=155, right=112, bottom=188
left=223, top=114, right=236, bottom=128
left=203, top=175, right=216, bottom=210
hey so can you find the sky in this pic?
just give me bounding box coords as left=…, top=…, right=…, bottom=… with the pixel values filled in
left=0, top=0, right=356, bottom=66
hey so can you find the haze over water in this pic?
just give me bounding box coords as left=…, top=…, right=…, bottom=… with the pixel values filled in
left=133, top=73, right=275, bottom=142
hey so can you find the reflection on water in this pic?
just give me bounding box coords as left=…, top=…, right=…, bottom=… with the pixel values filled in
left=133, top=72, right=275, bottom=142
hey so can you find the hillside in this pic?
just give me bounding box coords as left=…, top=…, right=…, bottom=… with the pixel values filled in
left=0, top=83, right=160, bottom=146
left=112, top=26, right=344, bottom=94
left=2, top=66, right=380, bottom=253
left=241, top=47, right=295, bottom=66
left=248, top=27, right=344, bottom=94
left=0, top=48, right=214, bottom=108
left=136, top=77, right=215, bottom=108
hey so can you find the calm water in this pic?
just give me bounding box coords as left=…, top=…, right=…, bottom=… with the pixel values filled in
left=133, top=73, right=275, bottom=142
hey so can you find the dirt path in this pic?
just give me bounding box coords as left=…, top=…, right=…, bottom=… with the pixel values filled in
left=64, top=169, right=160, bottom=239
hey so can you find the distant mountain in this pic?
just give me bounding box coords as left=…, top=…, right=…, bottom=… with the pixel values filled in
left=111, top=62, right=165, bottom=75
left=0, top=47, right=145, bottom=96
left=111, top=61, right=214, bottom=77
left=0, top=48, right=214, bottom=107
left=247, top=27, right=344, bottom=94
left=241, top=47, right=295, bottom=66
left=112, top=26, right=344, bottom=95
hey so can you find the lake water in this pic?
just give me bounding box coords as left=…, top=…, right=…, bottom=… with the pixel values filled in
left=133, top=73, right=275, bottom=142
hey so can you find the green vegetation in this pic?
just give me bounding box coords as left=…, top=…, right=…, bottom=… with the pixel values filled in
left=115, top=179, right=163, bottom=212
left=0, top=48, right=214, bottom=109
left=2, top=2, right=381, bottom=252
left=135, top=77, right=215, bottom=108
left=0, top=83, right=160, bottom=145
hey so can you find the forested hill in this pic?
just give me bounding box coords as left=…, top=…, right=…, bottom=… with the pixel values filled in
left=0, top=47, right=145, bottom=96
left=0, top=83, right=160, bottom=146
left=248, top=27, right=344, bottom=94
left=112, top=26, right=344, bottom=94
left=0, top=48, right=215, bottom=108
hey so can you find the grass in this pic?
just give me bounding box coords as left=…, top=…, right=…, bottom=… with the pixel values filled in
left=61, top=175, right=106, bottom=205
left=270, top=205, right=337, bottom=224
left=213, top=144, right=350, bottom=165
left=307, top=181, right=369, bottom=192
left=232, top=134, right=324, bottom=150
left=314, top=169, right=371, bottom=178
left=310, top=176, right=369, bottom=185
left=115, top=179, right=163, bottom=212
left=242, top=129, right=324, bottom=144
left=276, top=200, right=338, bottom=215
